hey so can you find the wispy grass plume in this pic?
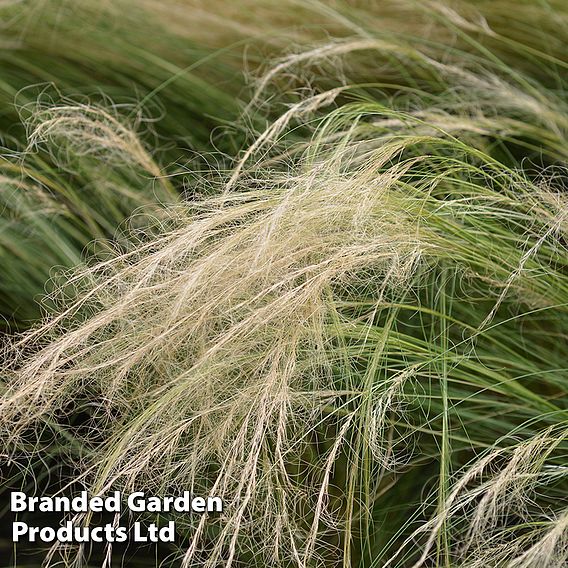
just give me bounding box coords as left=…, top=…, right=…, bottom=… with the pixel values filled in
left=2, top=1, right=568, bottom=567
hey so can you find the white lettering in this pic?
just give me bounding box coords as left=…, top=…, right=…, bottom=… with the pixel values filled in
left=10, top=492, right=27, bottom=512
left=12, top=521, right=28, bottom=541
left=128, top=492, right=146, bottom=512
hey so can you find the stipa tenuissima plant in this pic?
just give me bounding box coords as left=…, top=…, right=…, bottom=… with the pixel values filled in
left=0, top=0, right=254, bottom=330
left=0, top=101, right=183, bottom=328
left=2, top=1, right=568, bottom=567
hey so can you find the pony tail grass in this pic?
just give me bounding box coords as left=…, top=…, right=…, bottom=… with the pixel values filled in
left=2, top=1, right=568, bottom=567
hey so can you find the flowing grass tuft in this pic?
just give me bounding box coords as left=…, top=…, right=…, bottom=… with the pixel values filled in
left=1, top=1, right=568, bottom=567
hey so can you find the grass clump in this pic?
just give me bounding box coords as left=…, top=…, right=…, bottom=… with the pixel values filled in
left=0, top=101, right=181, bottom=327
left=2, top=1, right=568, bottom=567
left=0, top=0, right=255, bottom=329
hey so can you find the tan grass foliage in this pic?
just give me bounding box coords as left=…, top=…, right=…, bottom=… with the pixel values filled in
left=2, top=1, right=568, bottom=567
